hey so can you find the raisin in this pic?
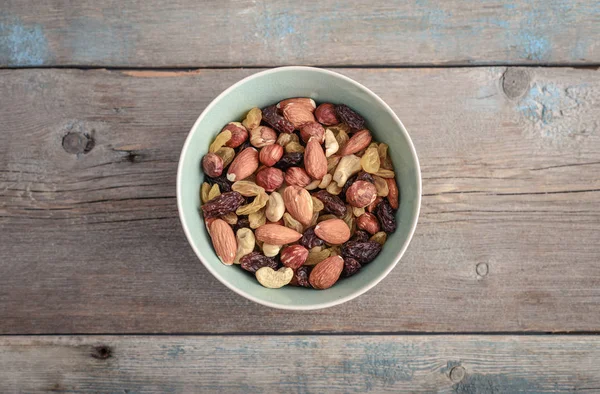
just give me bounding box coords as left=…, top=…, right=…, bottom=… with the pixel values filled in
left=375, top=199, right=397, bottom=233
left=340, top=174, right=357, bottom=200
left=274, top=152, right=303, bottom=171
left=232, top=215, right=250, bottom=232
left=205, top=174, right=232, bottom=193
left=313, top=190, right=347, bottom=217
left=240, top=252, right=278, bottom=273
left=342, top=258, right=361, bottom=277
left=335, top=104, right=365, bottom=130
left=341, top=240, right=382, bottom=264
left=263, top=105, right=295, bottom=134
left=356, top=171, right=374, bottom=183
left=201, top=191, right=244, bottom=218
left=290, top=266, right=311, bottom=288
left=236, top=140, right=251, bottom=153
left=352, top=230, right=370, bottom=242
left=299, top=226, right=325, bottom=249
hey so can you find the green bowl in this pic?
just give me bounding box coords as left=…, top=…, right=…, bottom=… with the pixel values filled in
left=177, top=67, right=421, bottom=310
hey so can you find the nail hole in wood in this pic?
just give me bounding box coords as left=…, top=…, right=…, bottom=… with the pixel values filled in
left=91, top=345, right=112, bottom=359
left=476, top=262, right=489, bottom=277
left=62, top=131, right=95, bottom=155
left=449, top=365, right=466, bottom=383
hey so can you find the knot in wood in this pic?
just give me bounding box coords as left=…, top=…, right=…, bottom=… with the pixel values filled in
left=449, top=365, right=466, bottom=382
left=91, top=345, right=112, bottom=359
left=476, top=262, right=489, bottom=277
left=502, top=68, right=530, bottom=99
left=62, top=131, right=95, bottom=155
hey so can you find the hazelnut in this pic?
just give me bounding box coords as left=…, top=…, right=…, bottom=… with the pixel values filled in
left=285, top=167, right=312, bottom=188
left=356, top=212, right=380, bottom=234
left=345, top=180, right=377, bottom=208
left=202, top=153, right=224, bottom=177
left=250, top=126, right=277, bottom=148
left=315, top=103, right=339, bottom=126
left=259, top=144, right=284, bottom=167
left=300, top=122, right=325, bottom=143
left=256, top=167, right=284, bottom=192
left=223, top=122, right=248, bottom=148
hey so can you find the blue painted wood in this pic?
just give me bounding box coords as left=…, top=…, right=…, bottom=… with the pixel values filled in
left=1, top=0, right=598, bottom=67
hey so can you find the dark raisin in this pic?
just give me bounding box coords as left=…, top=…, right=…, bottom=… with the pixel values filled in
left=375, top=199, right=397, bottom=233
left=273, top=152, right=303, bottom=171
left=205, top=174, right=232, bottom=192
left=352, top=230, right=370, bottom=242
left=290, top=266, right=311, bottom=288
left=236, top=140, right=251, bottom=153
left=356, top=171, right=374, bottom=183
left=313, top=190, right=347, bottom=217
left=341, top=241, right=382, bottom=264
left=335, top=104, right=365, bottom=130
left=342, top=258, right=361, bottom=277
left=263, top=105, right=295, bottom=134
left=232, top=215, right=250, bottom=232
left=240, top=252, right=278, bottom=273
left=299, top=226, right=325, bottom=249
left=340, top=174, right=357, bottom=200
left=201, top=191, right=244, bottom=218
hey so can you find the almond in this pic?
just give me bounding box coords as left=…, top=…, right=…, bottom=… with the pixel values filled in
left=386, top=177, right=399, bottom=209
left=223, top=122, right=248, bottom=148
left=285, top=167, right=312, bottom=188
left=280, top=245, right=309, bottom=269
left=346, top=180, right=377, bottom=208
left=283, top=103, right=316, bottom=129
left=304, top=137, right=328, bottom=180
left=356, top=212, right=380, bottom=234
left=209, top=219, right=237, bottom=265
left=227, top=147, right=259, bottom=182
left=255, top=224, right=303, bottom=245
left=259, top=144, right=284, bottom=166
left=309, top=255, right=344, bottom=289
left=314, top=218, right=351, bottom=245
left=340, top=129, right=372, bottom=156
left=283, top=185, right=313, bottom=226
left=277, top=97, right=316, bottom=113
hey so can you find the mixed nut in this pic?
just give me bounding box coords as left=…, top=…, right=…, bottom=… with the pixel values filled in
left=200, top=98, right=399, bottom=290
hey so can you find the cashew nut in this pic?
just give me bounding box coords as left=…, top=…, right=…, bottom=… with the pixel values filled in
left=255, top=266, right=293, bottom=288
left=324, top=129, right=339, bottom=157
left=265, top=191, right=285, bottom=222
left=333, top=154, right=361, bottom=187
left=233, top=228, right=255, bottom=264
left=262, top=243, right=282, bottom=257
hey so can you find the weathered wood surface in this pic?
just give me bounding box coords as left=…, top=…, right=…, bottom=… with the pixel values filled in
left=1, top=0, right=599, bottom=67
left=1, top=67, right=599, bottom=333
left=0, top=335, right=599, bottom=393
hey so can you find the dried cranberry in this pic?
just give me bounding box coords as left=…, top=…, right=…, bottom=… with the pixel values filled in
left=375, top=199, right=397, bottom=233
left=201, top=191, right=244, bottom=219
left=342, top=258, right=361, bottom=277
left=335, top=104, right=365, bottom=130
left=205, top=174, right=232, bottom=192
left=262, top=105, right=295, bottom=134
left=356, top=171, right=374, bottom=183
left=341, top=241, right=382, bottom=264
left=299, top=226, right=325, bottom=249
left=240, top=252, right=278, bottom=273
left=352, top=230, right=370, bottom=242
left=273, top=152, right=303, bottom=171
left=290, top=266, right=311, bottom=288
left=313, top=190, right=347, bottom=217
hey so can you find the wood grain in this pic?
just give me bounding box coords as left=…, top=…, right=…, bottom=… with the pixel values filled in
left=0, top=335, right=599, bottom=392
left=1, top=0, right=599, bottom=67
left=1, top=67, right=599, bottom=333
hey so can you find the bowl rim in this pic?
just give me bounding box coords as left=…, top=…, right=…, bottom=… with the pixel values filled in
left=177, top=66, right=422, bottom=310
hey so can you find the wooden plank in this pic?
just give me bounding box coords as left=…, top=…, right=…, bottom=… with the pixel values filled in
left=1, top=67, right=599, bottom=333
left=0, top=335, right=599, bottom=392
left=1, top=0, right=599, bottom=67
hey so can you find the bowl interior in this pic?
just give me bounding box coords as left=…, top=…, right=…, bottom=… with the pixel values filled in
left=178, top=67, right=421, bottom=310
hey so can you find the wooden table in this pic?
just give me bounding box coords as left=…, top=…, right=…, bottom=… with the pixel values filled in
left=1, top=1, right=599, bottom=392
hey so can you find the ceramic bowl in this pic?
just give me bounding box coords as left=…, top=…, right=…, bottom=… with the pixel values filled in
left=177, top=66, right=421, bottom=310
